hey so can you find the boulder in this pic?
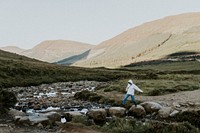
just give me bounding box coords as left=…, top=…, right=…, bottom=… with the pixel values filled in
left=9, top=109, right=26, bottom=118
left=169, top=110, right=179, bottom=117
left=158, top=107, right=172, bottom=118
left=40, top=111, right=61, bottom=123
left=172, top=102, right=181, bottom=108
left=80, top=108, right=89, bottom=115
left=65, top=111, right=82, bottom=116
left=37, top=123, right=44, bottom=128
left=109, top=107, right=125, bottom=117
left=87, top=109, right=107, bottom=125
left=128, top=105, right=146, bottom=118
left=140, top=102, right=162, bottom=113
left=14, top=116, right=30, bottom=125
left=29, top=116, right=51, bottom=127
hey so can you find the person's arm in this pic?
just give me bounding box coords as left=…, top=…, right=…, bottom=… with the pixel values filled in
left=125, top=84, right=130, bottom=92
left=133, top=84, right=143, bottom=93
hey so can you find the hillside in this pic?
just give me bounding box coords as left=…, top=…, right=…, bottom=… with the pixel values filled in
left=0, top=46, right=25, bottom=54
left=0, top=49, right=132, bottom=88
left=1, top=40, right=94, bottom=63
left=73, top=12, right=200, bottom=68
left=20, top=40, right=94, bottom=63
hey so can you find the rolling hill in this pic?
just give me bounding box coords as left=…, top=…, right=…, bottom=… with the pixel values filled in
left=21, top=40, right=94, bottom=63
left=73, top=12, right=200, bottom=68
left=0, top=46, right=25, bottom=54
left=1, top=40, right=94, bottom=63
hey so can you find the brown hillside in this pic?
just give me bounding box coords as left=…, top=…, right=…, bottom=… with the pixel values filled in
left=20, top=40, right=94, bottom=62
left=0, top=46, right=25, bottom=54
left=73, top=12, right=200, bottom=68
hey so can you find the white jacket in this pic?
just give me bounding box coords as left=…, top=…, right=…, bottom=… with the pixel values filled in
left=126, top=80, right=143, bottom=95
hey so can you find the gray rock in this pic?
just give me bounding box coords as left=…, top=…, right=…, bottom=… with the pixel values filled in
left=158, top=107, right=172, bottom=118
left=9, top=109, right=26, bottom=118
left=66, top=111, right=82, bottom=116
left=140, top=102, right=162, bottom=113
left=169, top=110, right=179, bottom=117
left=109, top=107, right=125, bottom=117
left=29, top=117, right=51, bottom=127
left=128, top=105, right=146, bottom=118
left=80, top=108, right=89, bottom=115
left=37, top=123, right=44, bottom=128
left=195, top=102, right=200, bottom=106
left=15, top=116, right=30, bottom=125
left=188, top=102, right=195, bottom=106
left=87, top=109, right=107, bottom=124
left=173, top=102, right=181, bottom=108
left=40, top=111, right=61, bottom=122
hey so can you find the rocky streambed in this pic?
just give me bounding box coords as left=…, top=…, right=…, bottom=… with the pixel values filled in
left=2, top=81, right=200, bottom=132
left=8, top=81, right=109, bottom=112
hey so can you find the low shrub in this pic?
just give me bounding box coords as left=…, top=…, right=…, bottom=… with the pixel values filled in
left=0, top=89, right=17, bottom=109
left=71, top=115, right=88, bottom=125
left=74, top=90, right=121, bottom=106
left=0, top=89, right=17, bottom=117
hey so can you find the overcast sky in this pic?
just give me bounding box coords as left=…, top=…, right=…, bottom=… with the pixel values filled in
left=1, top=0, right=200, bottom=49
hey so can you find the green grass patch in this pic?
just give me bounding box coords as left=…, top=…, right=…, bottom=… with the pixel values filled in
left=100, top=74, right=200, bottom=96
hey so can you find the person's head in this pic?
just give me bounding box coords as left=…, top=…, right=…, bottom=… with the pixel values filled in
left=128, top=79, right=133, bottom=85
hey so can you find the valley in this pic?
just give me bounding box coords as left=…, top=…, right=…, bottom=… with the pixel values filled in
left=0, top=12, right=200, bottom=133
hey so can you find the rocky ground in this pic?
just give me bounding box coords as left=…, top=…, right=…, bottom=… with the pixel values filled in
left=1, top=81, right=108, bottom=133
left=1, top=81, right=200, bottom=133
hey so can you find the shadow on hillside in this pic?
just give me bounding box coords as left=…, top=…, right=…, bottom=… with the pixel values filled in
left=125, top=51, right=200, bottom=67
left=55, top=50, right=91, bottom=65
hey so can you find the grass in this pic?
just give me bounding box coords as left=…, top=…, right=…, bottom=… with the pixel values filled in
left=0, top=50, right=133, bottom=88
left=98, top=59, right=200, bottom=96
left=1, top=49, right=200, bottom=97
left=65, top=116, right=199, bottom=133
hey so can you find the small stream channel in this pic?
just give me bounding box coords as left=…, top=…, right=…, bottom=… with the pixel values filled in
left=7, top=81, right=109, bottom=117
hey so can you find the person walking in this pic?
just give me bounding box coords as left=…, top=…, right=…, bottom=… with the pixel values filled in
left=122, top=79, right=143, bottom=107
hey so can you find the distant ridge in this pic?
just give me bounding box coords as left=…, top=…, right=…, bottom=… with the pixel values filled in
left=0, top=46, right=25, bottom=54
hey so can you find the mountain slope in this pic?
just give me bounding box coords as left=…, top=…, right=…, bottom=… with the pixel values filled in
left=0, top=46, right=25, bottom=54
left=20, top=40, right=94, bottom=63
left=73, top=12, right=200, bottom=68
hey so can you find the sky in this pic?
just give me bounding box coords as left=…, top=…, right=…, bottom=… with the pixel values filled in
left=1, top=0, right=200, bottom=49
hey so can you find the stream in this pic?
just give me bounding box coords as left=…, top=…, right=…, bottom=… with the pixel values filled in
left=7, top=81, right=109, bottom=117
